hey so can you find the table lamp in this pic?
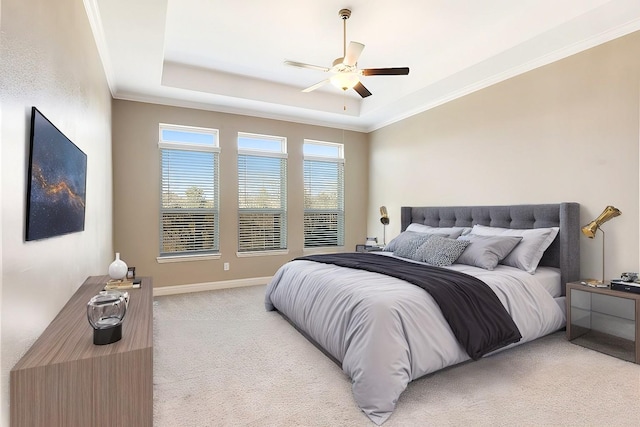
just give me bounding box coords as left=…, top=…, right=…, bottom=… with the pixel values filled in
left=581, top=205, right=621, bottom=285
left=87, top=290, right=129, bottom=345
left=380, top=206, right=389, bottom=245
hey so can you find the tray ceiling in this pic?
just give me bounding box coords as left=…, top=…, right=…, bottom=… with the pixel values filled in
left=86, top=0, right=640, bottom=132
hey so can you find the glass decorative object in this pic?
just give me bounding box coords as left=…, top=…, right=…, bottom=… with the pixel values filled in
left=87, top=290, right=129, bottom=345
left=108, top=252, right=128, bottom=280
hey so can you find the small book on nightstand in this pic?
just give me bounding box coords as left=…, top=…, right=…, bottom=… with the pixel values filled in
left=579, top=280, right=608, bottom=288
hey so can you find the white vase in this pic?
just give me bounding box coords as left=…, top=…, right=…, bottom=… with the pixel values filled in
left=108, top=252, right=128, bottom=280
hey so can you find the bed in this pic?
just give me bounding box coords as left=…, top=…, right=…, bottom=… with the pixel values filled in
left=265, top=203, right=580, bottom=424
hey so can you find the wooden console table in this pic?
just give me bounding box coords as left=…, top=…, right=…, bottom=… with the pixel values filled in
left=10, top=275, right=153, bottom=427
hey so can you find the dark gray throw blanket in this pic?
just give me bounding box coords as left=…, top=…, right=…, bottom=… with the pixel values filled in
left=296, top=253, right=522, bottom=360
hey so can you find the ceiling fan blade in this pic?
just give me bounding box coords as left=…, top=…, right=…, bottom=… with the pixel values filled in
left=361, top=67, right=410, bottom=76
left=302, top=79, right=330, bottom=92
left=284, top=60, right=330, bottom=72
left=343, top=42, right=365, bottom=66
left=353, top=81, right=372, bottom=98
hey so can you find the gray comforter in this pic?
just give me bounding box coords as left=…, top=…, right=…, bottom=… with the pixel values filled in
left=265, top=254, right=565, bottom=424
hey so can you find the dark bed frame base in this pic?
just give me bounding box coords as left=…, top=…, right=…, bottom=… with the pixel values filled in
left=278, top=310, right=343, bottom=368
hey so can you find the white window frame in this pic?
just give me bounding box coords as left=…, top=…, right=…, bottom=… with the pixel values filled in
left=303, top=139, right=345, bottom=250
left=237, top=132, right=288, bottom=256
left=157, top=123, right=221, bottom=262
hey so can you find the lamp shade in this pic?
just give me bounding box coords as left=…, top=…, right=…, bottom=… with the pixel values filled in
left=380, top=206, right=389, bottom=225
left=581, top=205, right=621, bottom=238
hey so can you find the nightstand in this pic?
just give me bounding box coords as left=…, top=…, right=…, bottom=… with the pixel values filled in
left=355, top=244, right=383, bottom=253
left=566, top=281, right=640, bottom=363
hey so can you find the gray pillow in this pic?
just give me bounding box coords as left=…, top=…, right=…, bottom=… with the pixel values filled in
left=456, top=235, right=523, bottom=270
left=392, top=233, right=434, bottom=260
left=416, top=236, right=470, bottom=267
left=384, top=231, right=428, bottom=252
left=405, top=223, right=469, bottom=239
left=469, top=225, right=559, bottom=274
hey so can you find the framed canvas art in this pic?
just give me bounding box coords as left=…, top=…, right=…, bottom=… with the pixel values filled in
left=26, top=107, right=87, bottom=241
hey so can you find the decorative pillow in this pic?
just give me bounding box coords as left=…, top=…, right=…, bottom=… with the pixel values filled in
left=384, top=231, right=429, bottom=252
left=415, top=235, right=470, bottom=267
left=469, top=225, right=559, bottom=274
left=405, top=223, right=470, bottom=239
left=392, top=233, right=435, bottom=260
left=456, top=235, right=523, bottom=270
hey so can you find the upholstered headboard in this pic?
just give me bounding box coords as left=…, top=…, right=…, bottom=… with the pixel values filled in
left=400, top=203, right=580, bottom=296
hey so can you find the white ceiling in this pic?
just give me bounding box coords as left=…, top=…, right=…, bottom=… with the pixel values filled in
left=86, top=0, right=640, bottom=132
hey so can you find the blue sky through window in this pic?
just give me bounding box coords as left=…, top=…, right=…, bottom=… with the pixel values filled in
left=162, top=129, right=215, bottom=146
left=303, top=143, right=341, bottom=158
left=238, top=135, right=284, bottom=152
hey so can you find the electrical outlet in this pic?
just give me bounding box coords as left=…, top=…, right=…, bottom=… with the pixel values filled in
left=223, top=262, right=230, bottom=271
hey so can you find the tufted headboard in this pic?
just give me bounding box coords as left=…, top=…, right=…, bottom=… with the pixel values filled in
left=400, top=203, right=580, bottom=296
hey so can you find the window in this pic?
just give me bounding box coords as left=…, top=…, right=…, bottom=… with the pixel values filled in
left=158, top=124, right=220, bottom=258
left=237, top=133, right=287, bottom=253
left=303, top=140, right=344, bottom=247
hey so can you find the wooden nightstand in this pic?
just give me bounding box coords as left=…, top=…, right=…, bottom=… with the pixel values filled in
left=566, top=281, right=640, bottom=363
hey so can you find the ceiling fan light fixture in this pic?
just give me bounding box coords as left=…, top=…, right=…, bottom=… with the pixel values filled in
left=330, top=72, right=359, bottom=91
left=285, top=8, right=409, bottom=98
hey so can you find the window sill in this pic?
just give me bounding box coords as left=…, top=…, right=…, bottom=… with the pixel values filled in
left=302, top=246, right=345, bottom=255
left=156, top=253, right=221, bottom=263
left=236, top=249, right=289, bottom=258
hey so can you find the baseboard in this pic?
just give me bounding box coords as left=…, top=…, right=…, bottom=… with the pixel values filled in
left=153, top=276, right=272, bottom=296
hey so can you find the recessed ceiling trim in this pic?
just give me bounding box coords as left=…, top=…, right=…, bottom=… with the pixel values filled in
left=112, top=91, right=370, bottom=133
left=82, top=0, right=116, bottom=96
left=161, top=61, right=361, bottom=116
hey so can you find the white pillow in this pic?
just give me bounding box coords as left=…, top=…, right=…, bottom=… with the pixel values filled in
left=405, top=223, right=471, bottom=239
left=469, top=224, right=559, bottom=274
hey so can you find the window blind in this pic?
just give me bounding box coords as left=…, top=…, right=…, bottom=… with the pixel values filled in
left=237, top=135, right=287, bottom=252
left=159, top=125, right=219, bottom=257
left=303, top=157, right=344, bottom=247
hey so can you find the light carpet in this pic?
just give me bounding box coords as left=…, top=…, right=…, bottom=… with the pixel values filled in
left=153, top=285, right=640, bottom=426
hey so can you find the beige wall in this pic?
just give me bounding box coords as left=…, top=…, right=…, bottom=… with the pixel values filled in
left=0, top=0, right=113, bottom=423
left=369, top=31, right=640, bottom=282
left=112, top=100, right=368, bottom=287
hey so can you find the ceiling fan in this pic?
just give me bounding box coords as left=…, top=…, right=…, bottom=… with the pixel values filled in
left=284, top=8, right=409, bottom=98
